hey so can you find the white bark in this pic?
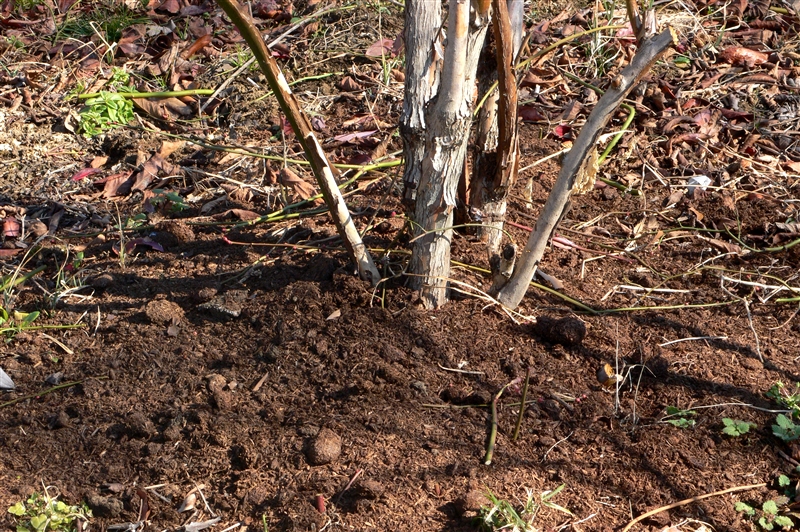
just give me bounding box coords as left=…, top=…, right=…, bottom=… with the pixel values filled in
left=495, top=29, right=676, bottom=308
left=402, top=0, right=490, bottom=308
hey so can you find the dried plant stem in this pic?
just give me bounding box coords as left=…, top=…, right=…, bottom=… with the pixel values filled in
left=495, top=29, right=677, bottom=309
left=215, top=0, right=380, bottom=284
left=0, top=377, right=107, bottom=409
left=484, top=378, right=521, bottom=465
left=620, top=483, right=767, bottom=532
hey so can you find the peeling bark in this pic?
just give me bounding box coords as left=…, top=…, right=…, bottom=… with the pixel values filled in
left=469, top=0, right=524, bottom=255
left=402, top=0, right=490, bottom=308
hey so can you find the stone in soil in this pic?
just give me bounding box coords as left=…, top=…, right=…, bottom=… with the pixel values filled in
left=86, top=494, right=124, bottom=518
left=197, top=289, right=248, bottom=318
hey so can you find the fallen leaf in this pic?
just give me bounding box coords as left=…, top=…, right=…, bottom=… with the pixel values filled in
left=178, top=492, right=197, bottom=513
left=703, top=237, right=742, bottom=254
left=133, top=97, right=194, bottom=122
left=89, top=156, right=108, bottom=168
left=519, top=105, right=546, bottom=122
left=338, top=76, right=362, bottom=91
left=131, top=154, right=180, bottom=192
left=365, top=38, right=395, bottom=57
left=136, top=489, right=151, bottom=523
left=98, top=171, right=135, bottom=198
left=200, top=195, right=227, bottom=215
left=70, top=168, right=102, bottom=182
left=180, top=34, right=212, bottom=59
left=342, top=114, right=390, bottom=130
left=775, top=222, right=800, bottom=233
left=311, top=116, right=327, bottom=132
left=113, top=237, right=165, bottom=255
left=3, top=217, right=20, bottom=238
left=0, top=248, right=22, bottom=259
left=333, top=130, right=378, bottom=144
left=719, top=46, right=769, bottom=67
left=213, top=209, right=261, bottom=221
left=279, top=168, right=317, bottom=202
left=552, top=123, right=572, bottom=140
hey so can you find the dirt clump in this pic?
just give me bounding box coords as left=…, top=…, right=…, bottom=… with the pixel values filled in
left=306, top=427, right=342, bottom=465
left=144, top=299, right=184, bottom=324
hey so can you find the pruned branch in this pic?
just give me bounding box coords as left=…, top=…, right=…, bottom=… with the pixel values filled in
left=216, top=0, right=380, bottom=284
left=495, top=28, right=677, bottom=309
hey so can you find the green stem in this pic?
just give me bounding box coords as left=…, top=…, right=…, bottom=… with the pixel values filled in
left=77, top=89, right=215, bottom=100
left=0, top=376, right=105, bottom=409
left=512, top=367, right=531, bottom=442
left=484, top=378, right=521, bottom=465
left=0, top=324, right=85, bottom=335
left=0, top=265, right=46, bottom=292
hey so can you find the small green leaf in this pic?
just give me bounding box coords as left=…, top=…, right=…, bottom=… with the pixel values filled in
left=774, top=515, right=793, bottom=527
left=21, top=311, right=39, bottom=324
left=29, top=514, right=48, bottom=531
left=735, top=501, right=755, bottom=516
left=8, top=502, right=26, bottom=516
left=763, top=499, right=779, bottom=515
left=758, top=516, right=774, bottom=530
left=778, top=475, right=791, bottom=487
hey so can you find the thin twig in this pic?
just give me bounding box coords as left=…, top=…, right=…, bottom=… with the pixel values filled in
left=620, top=483, right=767, bottom=532
left=0, top=377, right=107, bottom=409
left=437, top=363, right=485, bottom=375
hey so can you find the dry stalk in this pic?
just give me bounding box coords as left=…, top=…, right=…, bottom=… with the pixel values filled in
left=495, top=28, right=677, bottom=309
left=215, top=0, right=380, bottom=284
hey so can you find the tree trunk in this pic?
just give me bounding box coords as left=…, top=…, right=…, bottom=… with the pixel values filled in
left=469, top=0, right=524, bottom=256
left=401, top=0, right=490, bottom=308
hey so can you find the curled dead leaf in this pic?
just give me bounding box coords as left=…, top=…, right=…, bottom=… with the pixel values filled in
left=719, top=46, right=769, bottom=67
left=279, top=168, right=318, bottom=202
left=338, top=76, right=362, bottom=92
left=180, top=34, right=212, bottom=59
left=702, top=236, right=742, bottom=254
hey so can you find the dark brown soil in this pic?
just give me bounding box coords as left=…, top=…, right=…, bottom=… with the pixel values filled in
left=2, top=1, right=800, bottom=531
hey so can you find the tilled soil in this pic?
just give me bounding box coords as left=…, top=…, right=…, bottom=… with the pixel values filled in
left=1, top=174, right=798, bottom=531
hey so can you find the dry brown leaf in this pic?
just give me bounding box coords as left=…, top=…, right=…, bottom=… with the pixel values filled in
left=704, top=237, right=742, bottom=254
left=180, top=34, right=212, bottom=59
left=133, top=97, right=194, bottom=122
left=279, top=168, right=318, bottom=202
left=664, top=190, right=684, bottom=206
left=90, top=156, right=108, bottom=168
left=131, top=154, right=180, bottom=192
left=214, top=209, right=261, bottom=221
left=338, top=76, right=362, bottom=92
left=775, top=222, right=800, bottom=233
left=99, top=171, right=135, bottom=198
left=719, top=46, right=769, bottom=67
